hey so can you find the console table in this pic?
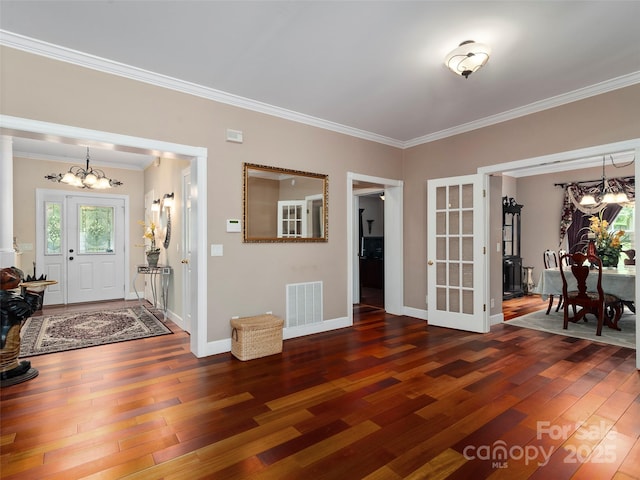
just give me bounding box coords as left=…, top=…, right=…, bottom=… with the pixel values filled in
left=133, top=265, right=172, bottom=316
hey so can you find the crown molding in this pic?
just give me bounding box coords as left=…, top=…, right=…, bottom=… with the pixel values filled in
left=2, top=30, right=638, bottom=151
left=404, top=71, right=640, bottom=149
left=0, top=30, right=404, bottom=149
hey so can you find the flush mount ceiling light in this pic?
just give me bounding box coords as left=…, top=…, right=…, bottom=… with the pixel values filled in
left=45, top=147, right=123, bottom=189
left=444, top=40, right=491, bottom=79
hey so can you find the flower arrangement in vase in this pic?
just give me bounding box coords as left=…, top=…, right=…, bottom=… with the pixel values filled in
left=587, top=212, right=625, bottom=267
left=139, top=220, right=161, bottom=266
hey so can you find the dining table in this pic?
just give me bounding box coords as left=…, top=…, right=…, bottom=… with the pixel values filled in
left=536, top=265, right=636, bottom=333
left=536, top=265, right=636, bottom=303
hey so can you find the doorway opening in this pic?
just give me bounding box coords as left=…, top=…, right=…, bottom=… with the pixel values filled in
left=347, top=172, right=403, bottom=323
left=357, top=192, right=385, bottom=309
left=477, top=138, right=640, bottom=369
left=2, top=115, right=209, bottom=357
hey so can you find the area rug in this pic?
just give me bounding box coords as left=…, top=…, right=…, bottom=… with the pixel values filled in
left=506, top=308, right=635, bottom=349
left=19, top=306, right=172, bottom=357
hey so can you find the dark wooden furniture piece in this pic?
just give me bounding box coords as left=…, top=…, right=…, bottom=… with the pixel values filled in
left=543, top=249, right=563, bottom=314
left=559, top=252, right=623, bottom=336
left=502, top=196, right=523, bottom=299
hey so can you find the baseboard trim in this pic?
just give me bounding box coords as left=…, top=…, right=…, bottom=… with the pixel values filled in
left=197, top=308, right=504, bottom=358
left=199, top=316, right=352, bottom=357
left=404, top=306, right=428, bottom=320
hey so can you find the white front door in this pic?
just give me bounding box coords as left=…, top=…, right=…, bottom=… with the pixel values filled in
left=38, top=190, right=126, bottom=305
left=427, top=174, right=488, bottom=332
left=66, top=195, right=126, bottom=303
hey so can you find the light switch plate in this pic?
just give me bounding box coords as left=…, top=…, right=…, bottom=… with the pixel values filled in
left=211, top=244, right=223, bottom=256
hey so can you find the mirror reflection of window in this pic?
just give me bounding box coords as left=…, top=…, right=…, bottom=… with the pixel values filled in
left=243, top=163, right=328, bottom=242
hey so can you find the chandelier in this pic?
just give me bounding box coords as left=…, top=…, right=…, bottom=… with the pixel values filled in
left=45, top=147, right=123, bottom=189
left=579, top=155, right=630, bottom=206
left=444, top=40, right=491, bottom=79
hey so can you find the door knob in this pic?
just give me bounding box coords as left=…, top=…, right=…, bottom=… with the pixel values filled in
left=428, top=260, right=434, bottom=265
left=69, top=248, right=74, bottom=253
left=181, top=259, right=189, bottom=264
left=69, top=256, right=74, bottom=261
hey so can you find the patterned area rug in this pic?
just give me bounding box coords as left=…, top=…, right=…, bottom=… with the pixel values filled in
left=506, top=308, right=635, bottom=349
left=19, top=306, right=172, bottom=357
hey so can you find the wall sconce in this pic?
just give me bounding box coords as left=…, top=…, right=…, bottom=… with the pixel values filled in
left=444, top=40, right=491, bottom=79
left=162, top=192, right=174, bottom=211
left=151, top=199, right=161, bottom=212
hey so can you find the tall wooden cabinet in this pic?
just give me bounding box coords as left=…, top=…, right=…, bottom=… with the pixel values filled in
left=502, top=196, right=524, bottom=299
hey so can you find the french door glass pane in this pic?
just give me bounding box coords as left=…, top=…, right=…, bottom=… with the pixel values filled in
left=434, top=182, right=475, bottom=314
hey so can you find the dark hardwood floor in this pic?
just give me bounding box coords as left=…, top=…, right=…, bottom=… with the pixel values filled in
left=1, top=298, right=638, bottom=479
left=502, top=294, right=549, bottom=321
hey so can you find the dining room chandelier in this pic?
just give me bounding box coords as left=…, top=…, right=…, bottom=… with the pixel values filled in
left=580, top=155, right=630, bottom=206
left=45, top=147, right=123, bottom=189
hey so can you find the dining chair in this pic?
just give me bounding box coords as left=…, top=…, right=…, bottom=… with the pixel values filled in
left=619, top=249, right=637, bottom=314
left=543, top=249, right=562, bottom=314
left=558, top=249, right=569, bottom=266
left=559, top=252, right=623, bottom=336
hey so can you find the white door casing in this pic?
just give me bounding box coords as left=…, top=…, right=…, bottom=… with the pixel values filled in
left=427, top=174, right=488, bottom=333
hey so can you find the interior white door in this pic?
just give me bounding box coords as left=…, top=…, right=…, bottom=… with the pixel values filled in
left=66, top=196, right=125, bottom=303
left=182, top=168, right=192, bottom=333
left=427, top=174, right=488, bottom=332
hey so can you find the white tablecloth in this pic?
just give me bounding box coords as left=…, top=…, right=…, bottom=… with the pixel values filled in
left=536, top=266, right=636, bottom=302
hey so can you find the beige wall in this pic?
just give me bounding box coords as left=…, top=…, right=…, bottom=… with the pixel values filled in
left=3, top=46, right=639, bottom=342
left=1, top=47, right=403, bottom=343
left=403, top=84, right=640, bottom=314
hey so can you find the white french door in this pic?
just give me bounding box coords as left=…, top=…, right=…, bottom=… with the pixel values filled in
left=37, top=190, right=126, bottom=305
left=427, top=174, right=488, bottom=332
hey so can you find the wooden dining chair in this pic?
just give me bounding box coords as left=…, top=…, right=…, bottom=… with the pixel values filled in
left=559, top=252, right=622, bottom=336
left=543, top=249, right=562, bottom=314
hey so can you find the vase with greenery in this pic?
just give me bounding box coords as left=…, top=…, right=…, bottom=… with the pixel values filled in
left=587, top=213, right=625, bottom=267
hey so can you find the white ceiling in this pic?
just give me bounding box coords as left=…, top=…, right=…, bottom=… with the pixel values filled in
left=1, top=1, right=639, bottom=169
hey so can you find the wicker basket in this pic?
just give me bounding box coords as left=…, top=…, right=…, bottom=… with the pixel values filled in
left=230, top=314, right=284, bottom=361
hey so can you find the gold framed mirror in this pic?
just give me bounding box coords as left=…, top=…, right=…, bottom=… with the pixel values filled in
left=243, top=163, right=328, bottom=242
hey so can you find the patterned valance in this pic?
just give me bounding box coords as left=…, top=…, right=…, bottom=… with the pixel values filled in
left=559, top=177, right=635, bottom=247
